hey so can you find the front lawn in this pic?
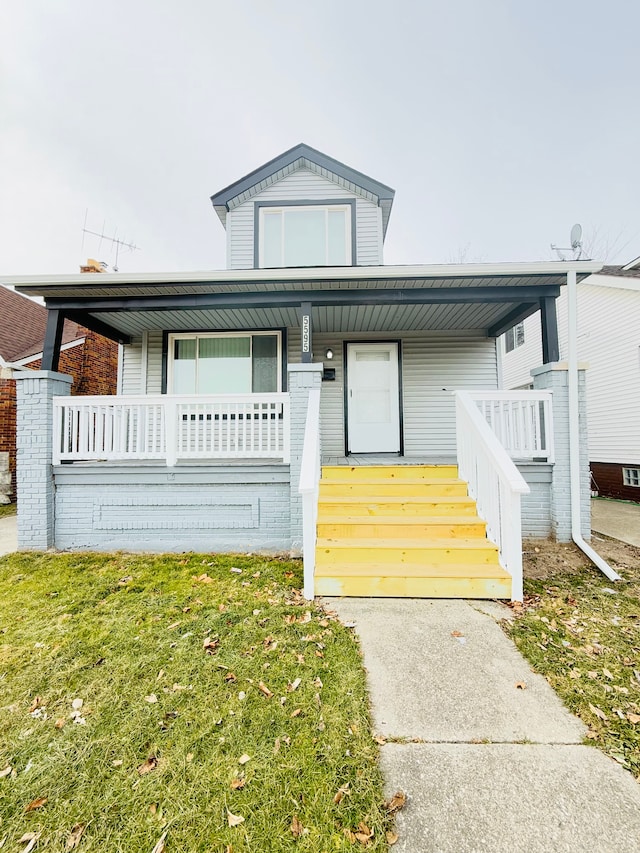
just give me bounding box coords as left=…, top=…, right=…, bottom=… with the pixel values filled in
left=0, top=502, right=16, bottom=519
left=0, top=552, right=391, bottom=851
left=508, top=541, right=640, bottom=779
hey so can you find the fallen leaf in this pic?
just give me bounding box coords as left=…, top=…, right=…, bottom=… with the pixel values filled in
left=515, top=681, right=527, bottom=690
left=318, top=619, right=329, bottom=627
left=19, top=833, right=41, bottom=853
left=384, top=791, right=407, bottom=814
left=65, top=824, right=85, bottom=850
left=569, top=669, right=581, bottom=679
left=373, top=734, right=387, bottom=745
left=602, top=668, right=614, bottom=680
left=290, top=708, right=302, bottom=718
left=203, top=637, right=220, bottom=654
left=137, top=756, right=158, bottom=775
left=230, top=777, right=246, bottom=790
left=627, top=713, right=640, bottom=724
left=186, top=753, right=194, bottom=762
left=72, top=698, right=83, bottom=711
left=118, top=575, right=132, bottom=585
left=151, top=831, right=167, bottom=853
left=334, top=784, right=350, bottom=804
left=227, top=809, right=245, bottom=827
left=25, top=796, right=48, bottom=812
left=192, top=573, right=213, bottom=583
left=238, top=753, right=251, bottom=765
left=355, top=821, right=373, bottom=843
left=112, top=759, right=123, bottom=767
left=386, top=831, right=399, bottom=845
left=145, top=694, right=158, bottom=704
left=288, top=677, right=302, bottom=692
left=230, top=567, right=242, bottom=574
left=258, top=681, right=273, bottom=699
left=55, top=718, right=66, bottom=729
left=290, top=815, right=304, bottom=838
left=167, top=621, right=181, bottom=630
left=451, top=630, right=464, bottom=638
left=0, top=766, right=11, bottom=778
left=588, top=703, right=608, bottom=722
left=585, top=730, right=598, bottom=739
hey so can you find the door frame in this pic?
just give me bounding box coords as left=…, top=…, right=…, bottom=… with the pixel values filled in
left=342, top=339, right=404, bottom=456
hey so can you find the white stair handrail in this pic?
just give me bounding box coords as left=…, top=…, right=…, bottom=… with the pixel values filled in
left=299, top=389, right=322, bottom=601
left=455, top=390, right=530, bottom=602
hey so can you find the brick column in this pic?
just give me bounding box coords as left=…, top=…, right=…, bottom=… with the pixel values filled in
left=14, top=370, right=73, bottom=549
left=287, top=363, right=323, bottom=554
left=531, top=362, right=590, bottom=541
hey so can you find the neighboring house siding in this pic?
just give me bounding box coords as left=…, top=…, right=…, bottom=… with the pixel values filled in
left=226, top=168, right=383, bottom=269
left=502, top=281, right=640, bottom=466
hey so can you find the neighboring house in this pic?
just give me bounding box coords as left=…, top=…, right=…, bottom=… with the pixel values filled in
left=4, top=144, right=603, bottom=601
left=0, top=284, right=118, bottom=502
left=500, top=259, right=640, bottom=503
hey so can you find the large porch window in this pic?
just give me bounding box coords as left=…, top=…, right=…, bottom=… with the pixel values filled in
left=168, top=332, right=281, bottom=394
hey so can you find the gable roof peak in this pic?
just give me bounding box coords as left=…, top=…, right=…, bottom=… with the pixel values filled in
left=210, top=143, right=395, bottom=235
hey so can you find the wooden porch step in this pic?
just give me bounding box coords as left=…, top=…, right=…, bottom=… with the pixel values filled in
left=315, top=561, right=509, bottom=578
left=314, top=575, right=512, bottom=599
left=318, top=478, right=468, bottom=497
left=315, top=537, right=500, bottom=567
left=321, top=465, right=458, bottom=481
left=317, top=495, right=478, bottom=516
left=316, top=516, right=487, bottom=539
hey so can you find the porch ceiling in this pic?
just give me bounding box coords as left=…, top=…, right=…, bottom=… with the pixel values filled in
left=6, top=261, right=602, bottom=341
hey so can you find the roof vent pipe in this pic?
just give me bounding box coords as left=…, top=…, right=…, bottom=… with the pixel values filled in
left=566, top=268, right=620, bottom=582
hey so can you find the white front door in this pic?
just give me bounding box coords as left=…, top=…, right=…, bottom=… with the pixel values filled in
left=346, top=342, right=401, bottom=453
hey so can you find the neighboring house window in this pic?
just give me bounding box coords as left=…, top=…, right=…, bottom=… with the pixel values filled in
left=168, top=332, right=281, bottom=394
left=258, top=204, right=352, bottom=268
left=623, top=468, right=640, bottom=487
left=504, top=322, right=525, bottom=353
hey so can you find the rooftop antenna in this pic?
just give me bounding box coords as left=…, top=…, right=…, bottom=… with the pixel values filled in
left=81, top=210, right=140, bottom=271
left=551, top=223, right=583, bottom=261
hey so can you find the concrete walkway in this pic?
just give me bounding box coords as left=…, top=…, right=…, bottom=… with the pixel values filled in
left=592, top=498, right=640, bottom=547
left=330, top=597, right=640, bottom=853
left=0, top=513, right=17, bottom=556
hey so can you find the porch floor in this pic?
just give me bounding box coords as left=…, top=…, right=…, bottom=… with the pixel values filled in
left=321, top=454, right=457, bottom=466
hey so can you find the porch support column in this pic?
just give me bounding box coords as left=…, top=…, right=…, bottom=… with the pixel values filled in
left=42, top=309, right=66, bottom=372
left=540, top=296, right=560, bottom=363
left=300, top=302, right=312, bottom=363
left=531, top=362, right=590, bottom=541
left=287, top=362, right=323, bottom=554
left=13, top=370, right=73, bottom=549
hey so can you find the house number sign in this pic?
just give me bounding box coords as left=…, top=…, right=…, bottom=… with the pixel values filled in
left=302, top=314, right=310, bottom=353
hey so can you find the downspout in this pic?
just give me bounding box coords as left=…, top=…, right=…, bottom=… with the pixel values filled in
left=566, top=268, right=620, bottom=581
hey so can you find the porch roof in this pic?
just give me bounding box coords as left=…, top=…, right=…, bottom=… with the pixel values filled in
left=6, top=261, right=602, bottom=343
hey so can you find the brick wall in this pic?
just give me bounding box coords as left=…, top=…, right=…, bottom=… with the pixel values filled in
left=1, top=329, right=118, bottom=499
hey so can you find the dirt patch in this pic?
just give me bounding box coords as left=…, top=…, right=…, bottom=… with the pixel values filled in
left=523, top=534, right=640, bottom=580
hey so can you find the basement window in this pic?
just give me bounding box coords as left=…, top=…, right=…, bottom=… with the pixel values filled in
left=505, top=322, right=525, bottom=353
left=623, top=468, right=640, bottom=487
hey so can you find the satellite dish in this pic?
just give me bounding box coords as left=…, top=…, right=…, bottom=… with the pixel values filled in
left=570, top=223, right=583, bottom=249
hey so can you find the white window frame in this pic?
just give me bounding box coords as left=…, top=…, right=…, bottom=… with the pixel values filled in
left=623, top=467, right=640, bottom=487
left=167, top=331, right=282, bottom=394
left=258, top=204, right=352, bottom=269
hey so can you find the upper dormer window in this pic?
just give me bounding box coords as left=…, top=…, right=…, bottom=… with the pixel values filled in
left=257, top=201, right=354, bottom=268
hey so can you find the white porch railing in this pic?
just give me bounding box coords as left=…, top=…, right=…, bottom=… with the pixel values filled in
left=52, top=394, right=291, bottom=466
left=468, top=391, right=554, bottom=463
left=455, top=391, right=530, bottom=602
left=298, top=388, right=321, bottom=601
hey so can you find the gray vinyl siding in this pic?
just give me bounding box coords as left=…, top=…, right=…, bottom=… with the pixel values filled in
left=121, top=339, right=143, bottom=395
left=146, top=331, right=164, bottom=393
left=288, top=331, right=498, bottom=456
left=226, top=168, right=383, bottom=269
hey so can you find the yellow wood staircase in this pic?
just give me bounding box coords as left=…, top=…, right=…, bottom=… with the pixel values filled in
left=314, top=465, right=511, bottom=599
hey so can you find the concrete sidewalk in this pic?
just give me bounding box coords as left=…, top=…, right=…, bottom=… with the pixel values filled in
left=0, top=513, right=17, bottom=556
left=592, top=497, right=640, bottom=547
left=330, top=598, right=640, bottom=853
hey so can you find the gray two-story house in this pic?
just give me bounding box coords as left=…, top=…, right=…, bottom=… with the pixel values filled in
left=7, top=144, right=603, bottom=601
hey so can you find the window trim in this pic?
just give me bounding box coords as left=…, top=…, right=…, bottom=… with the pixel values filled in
left=623, top=467, right=640, bottom=488
left=166, top=330, right=283, bottom=395
left=254, top=199, right=357, bottom=268
left=504, top=322, right=525, bottom=353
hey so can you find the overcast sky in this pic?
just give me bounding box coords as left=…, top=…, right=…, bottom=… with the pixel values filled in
left=1, top=0, right=638, bottom=276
